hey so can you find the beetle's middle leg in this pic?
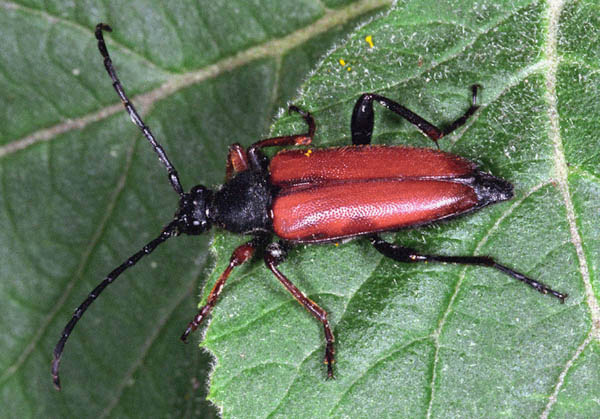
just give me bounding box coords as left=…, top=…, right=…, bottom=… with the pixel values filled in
left=369, top=235, right=567, bottom=302
left=264, top=242, right=336, bottom=379
left=351, top=85, right=480, bottom=145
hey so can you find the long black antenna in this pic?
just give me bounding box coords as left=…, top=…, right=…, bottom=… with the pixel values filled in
left=52, top=221, right=179, bottom=390
left=95, top=23, right=184, bottom=196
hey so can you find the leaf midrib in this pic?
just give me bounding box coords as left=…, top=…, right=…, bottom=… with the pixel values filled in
left=0, top=0, right=393, bottom=158
left=541, top=0, right=599, bottom=416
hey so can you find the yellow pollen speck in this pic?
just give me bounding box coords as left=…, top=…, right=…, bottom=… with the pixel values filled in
left=334, top=242, right=339, bottom=247
left=339, top=59, right=346, bottom=66
left=365, top=35, right=374, bottom=48
left=347, top=67, right=351, bottom=71
left=304, top=149, right=313, bottom=157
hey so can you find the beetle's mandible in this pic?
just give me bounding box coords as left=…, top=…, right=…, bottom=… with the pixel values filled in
left=51, top=23, right=567, bottom=389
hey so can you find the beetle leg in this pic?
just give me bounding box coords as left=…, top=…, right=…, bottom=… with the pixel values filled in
left=247, top=106, right=316, bottom=172
left=180, top=237, right=263, bottom=342
left=248, top=106, right=315, bottom=152
left=264, top=242, right=336, bottom=379
left=369, top=235, right=567, bottom=302
left=351, top=85, right=480, bottom=146
left=225, top=143, right=250, bottom=181
left=440, top=84, right=481, bottom=138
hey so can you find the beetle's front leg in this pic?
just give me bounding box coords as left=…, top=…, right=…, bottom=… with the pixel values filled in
left=249, top=106, right=315, bottom=151
left=264, top=242, right=336, bottom=379
left=369, top=235, right=567, bottom=302
left=225, top=143, right=250, bottom=181
left=180, top=236, right=264, bottom=341
left=246, top=106, right=316, bottom=172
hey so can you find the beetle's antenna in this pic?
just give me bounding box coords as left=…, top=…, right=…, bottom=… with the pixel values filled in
left=51, top=221, right=179, bottom=390
left=95, top=23, right=184, bottom=196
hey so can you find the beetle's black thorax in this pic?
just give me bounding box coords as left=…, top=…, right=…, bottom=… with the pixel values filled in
left=210, top=169, right=273, bottom=234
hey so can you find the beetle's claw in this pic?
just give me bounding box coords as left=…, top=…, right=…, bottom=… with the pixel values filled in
left=326, top=364, right=335, bottom=380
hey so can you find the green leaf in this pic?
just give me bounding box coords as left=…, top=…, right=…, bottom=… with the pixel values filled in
left=0, top=0, right=388, bottom=417
left=202, top=1, right=600, bottom=417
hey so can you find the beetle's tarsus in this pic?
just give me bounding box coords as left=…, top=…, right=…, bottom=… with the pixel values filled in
left=470, top=84, right=481, bottom=105
left=325, top=342, right=335, bottom=379
left=96, top=22, right=112, bottom=32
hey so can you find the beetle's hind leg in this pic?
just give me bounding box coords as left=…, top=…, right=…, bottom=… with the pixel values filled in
left=369, top=235, right=567, bottom=302
left=351, top=85, right=480, bottom=146
left=264, top=242, right=336, bottom=378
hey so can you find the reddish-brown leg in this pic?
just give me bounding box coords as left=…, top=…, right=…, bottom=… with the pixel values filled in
left=180, top=239, right=259, bottom=341
left=225, top=143, right=250, bottom=181
left=264, top=242, right=335, bottom=378
left=248, top=105, right=315, bottom=153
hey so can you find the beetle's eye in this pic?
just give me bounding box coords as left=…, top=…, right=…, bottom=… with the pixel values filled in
left=191, top=185, right=207, bottom=196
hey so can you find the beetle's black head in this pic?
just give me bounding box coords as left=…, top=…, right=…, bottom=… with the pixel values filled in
left=175, top=185, right=214, bottom=235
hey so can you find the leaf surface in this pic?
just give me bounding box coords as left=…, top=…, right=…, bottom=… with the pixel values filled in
left=203, top=1, right=599, bottom=417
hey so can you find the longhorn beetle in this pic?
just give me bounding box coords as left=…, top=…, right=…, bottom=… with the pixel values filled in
left=52, top=23, right=567, bottom=389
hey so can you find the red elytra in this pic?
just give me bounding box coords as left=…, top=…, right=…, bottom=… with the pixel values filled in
left=271, top=146, right=479, bottom=242
left=270, top=145, right=476, bottom=183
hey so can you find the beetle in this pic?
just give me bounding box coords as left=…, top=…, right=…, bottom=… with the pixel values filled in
left=52, top=23, right=567, bottom=389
